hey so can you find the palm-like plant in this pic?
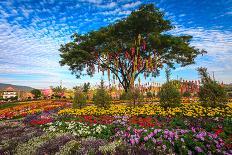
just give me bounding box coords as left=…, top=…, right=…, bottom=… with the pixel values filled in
left=51, top=86, right=66, bottom=98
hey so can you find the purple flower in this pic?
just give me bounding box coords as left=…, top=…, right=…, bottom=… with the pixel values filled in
left=216, top=143, right=221, bottom=149
left=195, top=146, right=203, bottom=153
left=196, top=133, right=205, bottom=141
left=152, top=138, right=157, bottom=143
left=188, top=150, right=193, bottom=155
left=162, top=145, right=166, bottom=150
left=135, top=138, right=139, bottom=144
left=191, top=127, right=196, bottom=132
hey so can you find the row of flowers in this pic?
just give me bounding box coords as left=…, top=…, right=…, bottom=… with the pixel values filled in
left=41, top=120, right=231, bottom=154
left=84, top=97, right=201, bottom=105
left=57, top=115, right=161, bottom=128
left=43, top=121, right=111, bottom=139
left=0, top=101, right=70, bottom=120
left=58, top=103, right=232, bottom=117
left=115, top=126, right=231, bottom=154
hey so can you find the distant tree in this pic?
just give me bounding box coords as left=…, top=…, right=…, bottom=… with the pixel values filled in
left=182, top=91, right=191, bottom=97
left=93, top=79, right=111, bottom=108
left=146, top=91, right=153, bottom=98
left=159, top=81, right=181, bottom=108
left=31, top=89, right=41, bottom=99
left=120, top=88, right=143, bottom=106
left=52, top=86, right=66, bottom=99
left=9, top=96, right=18, bottom=101
left=83, top=82, right=90, bottom=93
left=197, top=67, right=228, bottom=107
left=73, top=87, right=87, bottom=109
left=131, top=88, right=143, bottom=107
left=59, top=4, right=206, bottom=92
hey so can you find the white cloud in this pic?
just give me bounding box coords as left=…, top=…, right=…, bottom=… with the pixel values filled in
left=100, top=8, right=121, bottom=15
left=97, top=2, right=117, bottom=8
left=170, top=26, right=232, bottom=83
left=118, top=10, right=131, bottom=15
left=79, top=0, right=103, bottom=4
left=225, top=11, right=232, bottom=15
left=122, top=1, right=142, bottom=9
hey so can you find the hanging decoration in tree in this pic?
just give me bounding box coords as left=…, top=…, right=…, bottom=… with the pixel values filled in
left=94, top=34, right=163, bottom=89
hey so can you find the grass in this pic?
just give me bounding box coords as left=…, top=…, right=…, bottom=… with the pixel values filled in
left=0, top=102, right=20, bottom=110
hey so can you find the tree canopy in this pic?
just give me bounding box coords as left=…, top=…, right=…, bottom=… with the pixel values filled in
left=59, top=4, right=206, bottom=92
left=31, top=89, right=41, bottom=99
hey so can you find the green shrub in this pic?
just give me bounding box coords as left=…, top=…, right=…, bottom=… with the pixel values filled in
left=197, top=67, right=228, bottom=107
left=73, top=88, right=87, bottom=109
left=182, top=91, right=191, bottom=97
left=120, top=90, right=133, bottom=100
left=31, top=89, right=42, bottom=99
left=93, top=80, right=111, bottom=108
left=158, top=81, right=181, bottom=108
left=146, top=92, right=153, bottom=98
left=120, top=88, right=143, bottom=106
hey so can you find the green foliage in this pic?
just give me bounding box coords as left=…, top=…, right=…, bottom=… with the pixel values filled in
left=0, top=102, right=20, bottom=110
left=59, top=4, right=205, bottom=92
left=159, top=81, right=181, bottom=108
left=131, top=88, right=144, bottom=102
left=146, top=92, right=153, bottom=98
left=170, top=117, right=187, bottom=129
left=73, top=87, right=87, bottom=109
left=83, top=82, right=90, bottom=93
left=57, top=140, right=79, bottom=155
left=31, top=89, right=41, bottom=99
left=93, top=80, right=111, bottom=108
left=182, top=91, right=191, bottom=97
left=9, top=96, right=18, bottom=101
left=201, top=121, right=217, bottom=132
left=223, top=118, right=232, bottom=135
left=52, top=86, right=66, bottom=99
left=120, top=91, right=133, bottom=100
left=120, top=88, right=143, bottom=106
left=197, top=67, right=228, bottom=107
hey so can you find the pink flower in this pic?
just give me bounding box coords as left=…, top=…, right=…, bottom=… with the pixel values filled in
left=130, top=139, right=135, bottom=145
left=135, top=138, right=139, bottom=144
left=144, top=136, right=149, bottom=141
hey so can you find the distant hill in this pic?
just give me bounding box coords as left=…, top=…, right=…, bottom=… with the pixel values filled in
left=0, top=83, right=34, bottom=92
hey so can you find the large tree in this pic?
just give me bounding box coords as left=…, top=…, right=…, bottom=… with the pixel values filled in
left=59, top=4, right=206, bottom=92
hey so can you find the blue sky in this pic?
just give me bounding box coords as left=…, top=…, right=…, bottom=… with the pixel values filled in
left=0, top=0, right=231, bottom=89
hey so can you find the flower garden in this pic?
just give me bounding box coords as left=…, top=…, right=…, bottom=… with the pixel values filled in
left=0, top=100, right=231, bottom=155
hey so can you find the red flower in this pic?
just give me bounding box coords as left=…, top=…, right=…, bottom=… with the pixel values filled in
left=30, top=118, right=53, bottom=125
left=215, top=129, right=223, bottom=136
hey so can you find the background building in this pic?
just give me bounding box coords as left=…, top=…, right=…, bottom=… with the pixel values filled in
left=2, top=87, right=17, bottom=99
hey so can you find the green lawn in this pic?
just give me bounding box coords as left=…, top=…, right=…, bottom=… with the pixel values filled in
left=0, top=102, right=20, bottom=110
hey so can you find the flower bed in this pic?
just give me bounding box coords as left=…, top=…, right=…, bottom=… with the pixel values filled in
left=0, top=101, right=69, bottom=120
left=58, top=104, right=232, bottom=117
left=40, top=120, right=232, bottom=154
left=0, top=101, right=231, bottom=154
